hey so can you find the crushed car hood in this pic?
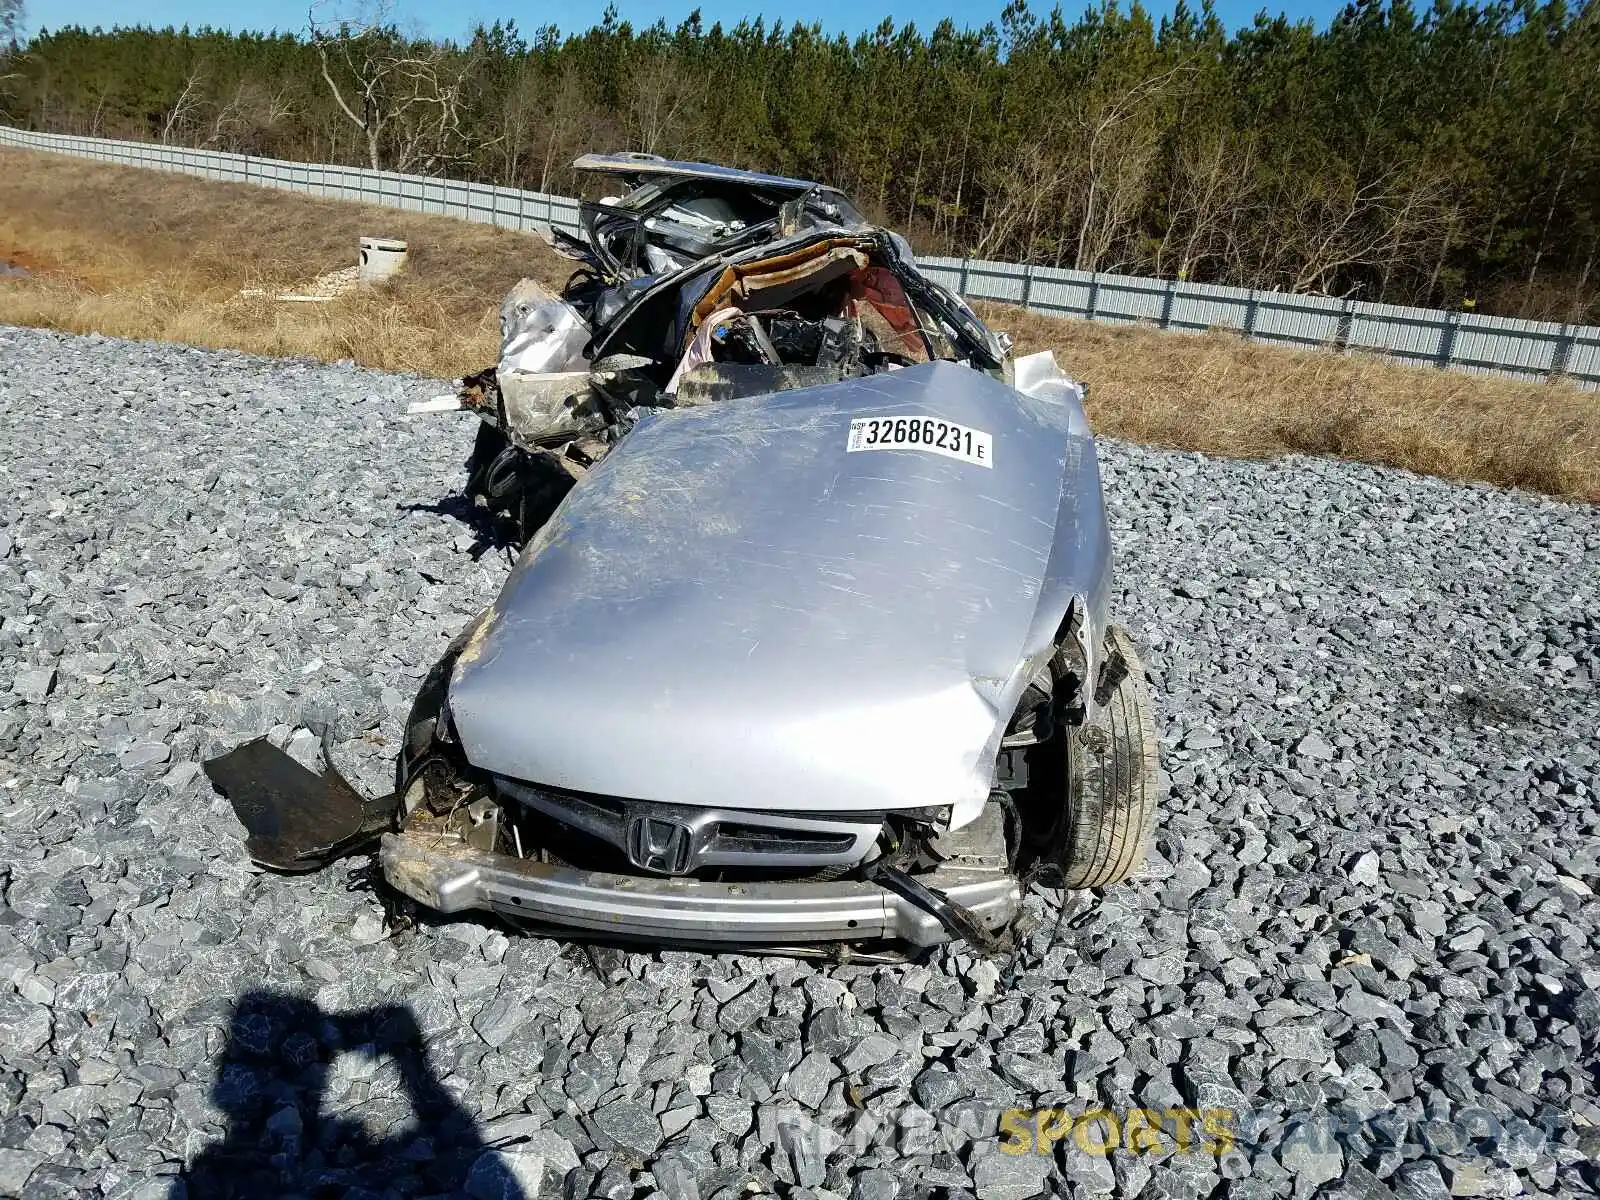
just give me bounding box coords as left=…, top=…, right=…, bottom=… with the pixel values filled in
left=448, top=361, right=1110, bottom=824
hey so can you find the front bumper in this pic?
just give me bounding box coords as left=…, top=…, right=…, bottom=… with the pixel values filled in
left=380, top=831, right=1021, bottom=948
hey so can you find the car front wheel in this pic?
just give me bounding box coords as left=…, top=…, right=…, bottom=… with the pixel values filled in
left=1052, top=625, right=1163, bottom=888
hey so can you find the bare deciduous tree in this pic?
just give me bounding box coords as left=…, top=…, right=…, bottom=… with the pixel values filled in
left=971, top=139, right=1071, bottom=262
left=160, top=66, right=208, bottom=145
left=203, top=79, right=295, bottom=152
left=0, top=0, right=22, bottom=47
left=311, top=1, right=480, bottom=173
left=1071, top=62, right=1192, bottom=272
left=536, top=67, right=596, bottom=193
left=489, top=62, right=543, bottom=185
left=1156, top=132, right=1262, bottom=282
left=0, top=0, right=25, bottom=97
left=1275, top=166, right=1454, bottom=296
left=627, top=57, right=701, bottom=156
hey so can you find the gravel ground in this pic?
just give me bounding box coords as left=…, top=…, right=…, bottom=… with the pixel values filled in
left=1, top=324, right=1597, bottom=1200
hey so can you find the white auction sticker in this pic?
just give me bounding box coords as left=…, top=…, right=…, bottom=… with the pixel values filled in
left=846, top=415, right=993, bottom=468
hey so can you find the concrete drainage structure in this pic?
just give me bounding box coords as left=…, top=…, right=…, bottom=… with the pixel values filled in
left=359, top=236, right=409, bottom=283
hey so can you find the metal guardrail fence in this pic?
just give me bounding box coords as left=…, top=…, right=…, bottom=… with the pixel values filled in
left=0, top=125, right=587, bottom=239
left=916, top=257, right=1600, bottom=389
left=4, top=124, right=1597, bottom=390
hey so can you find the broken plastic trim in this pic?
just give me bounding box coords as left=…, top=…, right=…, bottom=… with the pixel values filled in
left=203, top=733, right=399, bottom=872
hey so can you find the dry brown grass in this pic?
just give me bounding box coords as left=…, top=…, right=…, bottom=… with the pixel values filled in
left=2, top=147, right=1595, bottom=502
left=0, top=147, right=572, bottom=377
left=978, top=304, right=1599, bottom=502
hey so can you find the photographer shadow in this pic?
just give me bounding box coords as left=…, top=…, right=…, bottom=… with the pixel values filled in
left=174, top=989, right=528, bottom=1199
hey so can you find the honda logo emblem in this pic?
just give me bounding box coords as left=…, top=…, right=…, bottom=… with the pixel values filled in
left=626, top=815, right=692, bottom=875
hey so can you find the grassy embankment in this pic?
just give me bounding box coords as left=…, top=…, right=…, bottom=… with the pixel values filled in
left=2, top=147, right=1595, bottom=502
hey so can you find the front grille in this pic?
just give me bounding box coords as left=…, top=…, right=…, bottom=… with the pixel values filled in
left=714, top=823, right=858, bottom=855
left=496, top=779, right=882, bottom=877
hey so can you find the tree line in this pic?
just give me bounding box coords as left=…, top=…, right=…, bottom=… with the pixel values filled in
left=1, top=0, right=1596, bottom=321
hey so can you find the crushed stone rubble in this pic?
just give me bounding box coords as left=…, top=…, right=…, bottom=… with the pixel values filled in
left=0, top=324, right=1596, bottom=1199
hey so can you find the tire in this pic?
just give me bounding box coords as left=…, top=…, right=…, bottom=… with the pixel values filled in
left=464, top=422, right=512, bottom=506
left=1054, top=625, right=1162, bottom=889
left=464, top=423, right=573, bottom=547
left=394, top=613, right=484, bottom=791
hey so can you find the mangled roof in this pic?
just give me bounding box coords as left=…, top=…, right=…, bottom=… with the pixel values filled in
left=573, top=152, right=835, bottom=195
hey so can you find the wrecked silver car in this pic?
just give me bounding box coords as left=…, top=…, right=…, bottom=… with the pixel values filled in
left=214, top=154, right=1162, bottom=955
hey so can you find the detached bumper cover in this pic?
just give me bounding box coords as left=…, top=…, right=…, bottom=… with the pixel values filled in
left=380, top=832, right=1021, bottom=947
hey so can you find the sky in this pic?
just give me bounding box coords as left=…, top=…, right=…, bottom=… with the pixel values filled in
left=25, top=0, right=1345, bottom=43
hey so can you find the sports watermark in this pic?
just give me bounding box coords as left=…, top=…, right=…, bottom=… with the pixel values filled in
left=751, top=1098, right=1565, bottom=1165
left=999, top=1107, right=1237, bottom=1156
